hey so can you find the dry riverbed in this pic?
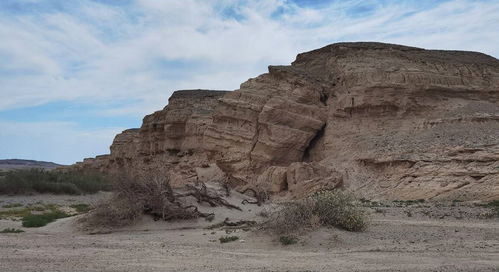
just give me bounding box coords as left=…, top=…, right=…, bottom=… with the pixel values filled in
left=0, top=194, right=498, bottom=272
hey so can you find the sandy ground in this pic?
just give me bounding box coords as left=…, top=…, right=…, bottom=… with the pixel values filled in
left=0, top=193, right=498, bottom=272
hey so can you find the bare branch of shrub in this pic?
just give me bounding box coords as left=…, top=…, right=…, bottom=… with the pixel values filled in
left=78, top=175, right=241, bottom=231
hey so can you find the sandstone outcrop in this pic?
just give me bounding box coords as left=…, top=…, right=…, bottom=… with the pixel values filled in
left=72, top=42, right=499, bottom=201
left=72, top=90, right=228, bottom=186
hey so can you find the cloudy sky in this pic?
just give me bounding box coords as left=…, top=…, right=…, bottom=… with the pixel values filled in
left=0, top=0, right=498, bottom=164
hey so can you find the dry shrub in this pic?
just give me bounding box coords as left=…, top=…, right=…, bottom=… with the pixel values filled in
left=77, top=197, right=141, bottom=230
left=78, top=175, right=200, bottom=231
left=264, top=199, right=316, bottom=235
left=115, top=175, right=199, bottom=220
left=264, top=190, right=368, bottom=235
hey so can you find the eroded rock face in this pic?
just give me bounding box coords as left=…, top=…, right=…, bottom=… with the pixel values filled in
left=206, top=42, right=499, bottom=201
left=203, top=66, right=329, bottom=184
left=72, top=90, right=228, bottom=186
left=72, top=43, right=499, bottom=201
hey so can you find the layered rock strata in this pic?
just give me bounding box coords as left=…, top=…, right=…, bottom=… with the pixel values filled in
left=73, top=43, right=499, bottom=201
left=72, top=90, right=228, bottom=186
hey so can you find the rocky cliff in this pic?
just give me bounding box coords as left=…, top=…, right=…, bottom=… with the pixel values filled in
left=73, top=42, right=499, bottom=201
left=72, top=90, right=229, bottom=187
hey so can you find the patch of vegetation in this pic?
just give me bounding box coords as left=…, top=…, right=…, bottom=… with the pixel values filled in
left=0, top=207, right=33, bottom=219
left=374, top=208, right=386, bottom=215
left=0, top=203, right=73, bottom=228
left=279, top=235, right=297, bottom=245
left=22, top=210, right=70, bottom=227
left=264, top=190, right=368, bottom=235
left=26, top=204, right=52, bottom=212
left=359, top=198, right=381, bottom=207
left=70, top=203, right=92, bottom=213
left=2, top=203, right=23, bottom=208
left=0, top=169, right=111, bottom=195
left=0, top=228, right=24, bottom=233
left=451, top=199, right=463, bottom=207
left=482, top=200, right=499, bottom=218
left=393, top=199, right=425, bottom=206
left=483, top=200, right=499, bottom=208
left=219, top=236, right=239, bottom=243
left=313, top=191, right=368, bottom=231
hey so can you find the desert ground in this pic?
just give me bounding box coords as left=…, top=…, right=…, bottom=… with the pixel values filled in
left=1, top=193, right=498, bottom=272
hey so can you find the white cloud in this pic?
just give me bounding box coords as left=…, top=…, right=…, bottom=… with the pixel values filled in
left=0, top=0, right=498, bottom=163
left=1, top=0, right=497, bottom=115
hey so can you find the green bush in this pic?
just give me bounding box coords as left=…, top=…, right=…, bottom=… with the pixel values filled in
left=0, top=169, right=111, bottom=195
left=393, top=199, right=425, bottom=206
left=279, top=235, right=298, bottom=245
left=484, top=200, right=499, bottom=217
left=265, top=190, right=368, bottom=235
left=0, top=228, right=24, bottom=233
left=311, top=191, right=368, bottom=231
left=22, top=210, right=70, bottom=227
left=219, top=236, right=239, bottom=243
left=484, top=200, right=499, bottom=208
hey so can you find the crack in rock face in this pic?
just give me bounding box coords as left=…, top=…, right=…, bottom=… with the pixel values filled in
left=68, top=42, right=499, bottom=201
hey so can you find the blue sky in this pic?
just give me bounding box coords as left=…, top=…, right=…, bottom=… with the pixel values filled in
left=1, top=0, right=498, bottom=164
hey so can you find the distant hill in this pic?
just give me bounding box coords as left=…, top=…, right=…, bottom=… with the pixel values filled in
left=0, top=159, right=63, bottom=170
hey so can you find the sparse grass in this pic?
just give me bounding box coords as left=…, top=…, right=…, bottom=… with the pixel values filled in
left=2, top=203, right=23, bottom=208
left=219, top=236, right=239, bottom=243
left=0, top=203, right=73, bottom=227
left=0, top=207, right=32, bottom=219
left=0, top=228, right=24, bottom=233
left=26, top=204, right=51, bottom=212
left=264, top=190, right=368, bottom=235
left=0, top=169, right=111, bottom=195
left=279, top=235, right=297, bottom=245
left=70, top=203, right=92, bottom=213
left=22, top=210, right=70, bottom=227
